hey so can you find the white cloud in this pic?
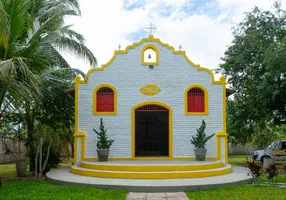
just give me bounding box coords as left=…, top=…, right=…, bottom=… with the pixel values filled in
left=64, top=0, right=286, bottom=78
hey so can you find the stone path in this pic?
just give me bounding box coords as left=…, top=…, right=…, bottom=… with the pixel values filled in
left=126, top=192, right=189, bottom=200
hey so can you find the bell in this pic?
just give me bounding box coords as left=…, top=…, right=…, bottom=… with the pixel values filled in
left=148, top=54, right=151, bottom=59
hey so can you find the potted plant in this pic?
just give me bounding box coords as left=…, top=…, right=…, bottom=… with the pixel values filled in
left=0, top=124, right=28, bottom=177
left=93, top=118, right=114, bottom=162
left=191, top=120, right=215, bottom=161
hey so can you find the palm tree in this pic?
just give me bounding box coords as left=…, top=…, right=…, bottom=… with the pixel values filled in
left=0, top=0, right=97, bottom=170
left=0, top=0, right=96, bottom=110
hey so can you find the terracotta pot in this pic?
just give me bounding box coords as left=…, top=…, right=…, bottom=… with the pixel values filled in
left=194, top=148, right=207, bottom=161
left=97, top=149, right=110, bottom=162
left=16, top=161, right=27, bottom=177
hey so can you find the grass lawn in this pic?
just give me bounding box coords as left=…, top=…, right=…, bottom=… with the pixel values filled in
left=0, top=180, right=128, bottom=200
left=1, top=156, right=285, bottom=200
left=228, top=154, right=249, bottom=166
left=256, top=173, right=286, bottom=183
left=0, top=158, right=72, bottom=178
left=0, top=164, right=18, bottom=178
left=186, top=185, right=286, bottom=200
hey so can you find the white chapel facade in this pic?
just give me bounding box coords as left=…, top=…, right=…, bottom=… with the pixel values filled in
left=73, top=34, right=229, bottom=165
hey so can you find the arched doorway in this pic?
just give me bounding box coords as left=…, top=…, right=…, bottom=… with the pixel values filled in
left=134, top=103, right=170, bottom=157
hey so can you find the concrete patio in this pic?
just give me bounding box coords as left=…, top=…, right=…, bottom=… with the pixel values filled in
left=46, top=165, right=253, bottom=192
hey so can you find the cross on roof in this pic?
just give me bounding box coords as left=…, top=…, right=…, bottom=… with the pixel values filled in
left=145, top=23, right=157, bottom=35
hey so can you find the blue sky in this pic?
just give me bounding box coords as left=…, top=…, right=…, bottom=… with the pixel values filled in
left=64, top=0, right=286, bottom=76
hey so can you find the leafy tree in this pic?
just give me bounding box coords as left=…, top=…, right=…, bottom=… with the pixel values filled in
left=38, top=69, right=76, bottom=158
left=6, top=68, right=79, bottom=170
left=0, top=0, right=97, bottom=170
left=220, top=2, right=286, bottom=144
left=0, top=0, right=96, bottom=110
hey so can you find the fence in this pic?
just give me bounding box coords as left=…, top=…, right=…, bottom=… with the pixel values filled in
left=228, top=143, right=258, bottom=155
left=0, top=138, right=26, bottom=164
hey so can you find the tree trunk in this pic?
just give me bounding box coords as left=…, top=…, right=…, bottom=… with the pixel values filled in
left=71, top=141, right=74, bottom=158
left=27, top=121, right=35, bottom=171
left=39, top=141, right=51, bottom=177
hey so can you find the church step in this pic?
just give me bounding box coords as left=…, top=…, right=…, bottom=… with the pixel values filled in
left=71, top=164, right=232, bottom=179
left=81, top=160, right=224, bottom=171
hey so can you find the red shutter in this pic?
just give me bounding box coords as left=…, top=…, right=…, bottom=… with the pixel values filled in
left=188, top=88, right=204, bottom=112
left=97, top=87, right=114, bottom=112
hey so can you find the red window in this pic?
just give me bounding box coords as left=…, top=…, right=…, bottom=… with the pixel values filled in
left=96, top=87, right=114, bottom=112
left=188, top=88, right=204, bottom=112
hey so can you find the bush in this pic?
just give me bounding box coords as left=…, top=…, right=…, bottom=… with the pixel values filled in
left=29, top=143, right=61, bottom=174
left=265, top=164, right=279, bottom=179
left=246, top=159, right=262, bottom=178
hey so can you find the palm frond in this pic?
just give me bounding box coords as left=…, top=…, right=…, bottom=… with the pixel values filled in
left=55, top=37, right=97, bottom=67
left=0, top=0, right=31, bottom=59
left=49, top=46, right=71, bottom=68
left=23, top=10, right=77, bottom=58
left=38, top=0, right=80, bottom=23
left=57, top=25, right=85, bottom=43
left=48, top=0, right=81, bottom=15
left=0, top=58, right=42, bottom=109
left=0, top=0, right=10, bottom=51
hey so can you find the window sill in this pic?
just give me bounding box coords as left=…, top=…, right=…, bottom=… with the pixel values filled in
left=93, top=112, right=117, bottom=115
left=185, top=112, right=209, bottom=116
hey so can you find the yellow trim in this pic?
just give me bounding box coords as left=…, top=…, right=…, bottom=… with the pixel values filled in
left=141, top=44, right=159, bottom=66
left=74, top=77, right=81, bottom=132
left=73, top=77, right=81, bottom=164
left=131, top=101, right=173, bottom=158
left=225, top=136, right=228, bottom=164
left=73, top=132, right=86, bottom=137
left=184, top=84, right=208, bottom=115
left=73, top=35, right=229, bottom=164
left=73, top=132, right=86, bottom=164
left=216, top=132, right=228, bottom=163
left=74, top=137, right=78, bottom=164
left=221, top=77, right=227, bottom=132
left=81, top=136, right=86, bottom=161
left=71, top=165, right=232, bottom=179
left=83, top=157, right=218, bottom=161
left=216, top=131, right=228, bottom=136
left=75, top=35, right=225, bottom=84
left=81, top=161, right=223, bottom=171
left=140, top=84, right=161, bottom=95
left=93, top=84, right=117, bottom=115
left=216, top=135, right=221, bottom=160
left=220, top=77, right=229, bottom=163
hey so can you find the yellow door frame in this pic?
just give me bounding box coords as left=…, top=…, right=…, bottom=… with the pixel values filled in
left=131, top=101, right=173, bottom=158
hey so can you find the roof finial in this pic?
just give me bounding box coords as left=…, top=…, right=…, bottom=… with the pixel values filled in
left=145, top=23, right=157, bottom=35
left=179, top=45, right=182, bottom=50
left=118, top=44, right=121, bottom=50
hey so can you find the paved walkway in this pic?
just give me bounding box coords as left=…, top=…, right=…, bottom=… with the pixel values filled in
left=126, top=192, right=189, bottom=200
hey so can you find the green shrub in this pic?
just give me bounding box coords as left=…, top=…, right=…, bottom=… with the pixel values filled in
left=246, top=159, right=262, bottom=177
left=29, top=143, right=61, bottom=174
left=93, top=118, right=114, bottom=149
left=265, top=164, right=279, bottom=179
left=191, top=120, right=215, bottom=149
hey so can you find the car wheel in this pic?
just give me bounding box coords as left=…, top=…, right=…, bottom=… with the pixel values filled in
left=260, top=156, right=265, bottom=164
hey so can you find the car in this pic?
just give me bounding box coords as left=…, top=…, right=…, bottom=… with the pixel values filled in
left=252, top=140, right=286, bottom=163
